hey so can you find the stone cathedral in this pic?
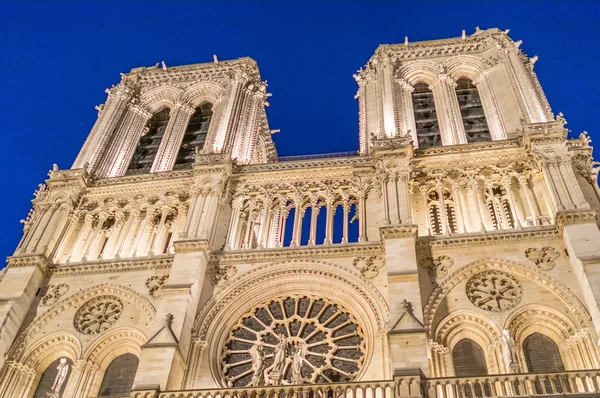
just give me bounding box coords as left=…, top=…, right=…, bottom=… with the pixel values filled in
left=2, top=27, right=600, bottom=398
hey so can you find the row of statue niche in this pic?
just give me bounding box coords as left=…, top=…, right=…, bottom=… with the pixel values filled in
left=248, top=333, right=308, bottom=386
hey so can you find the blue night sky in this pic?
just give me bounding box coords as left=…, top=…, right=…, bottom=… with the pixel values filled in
left=1, top=1, right=599, bottom=261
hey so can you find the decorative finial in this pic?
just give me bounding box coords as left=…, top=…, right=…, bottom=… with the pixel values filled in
left=475, top=26, right=481, bottom=33
left=514, top=40, right=522, bottom=49
left=462, top=30, right=466, bottom=40
left=166, top=313, right=174, bottom=328
left=404, top=36, right=409, bottom=46
left=161, top=61, right=167, bottom=71
left=530, top=55, right=538, bottom=65
left=213, top=54, right=219, bottom=64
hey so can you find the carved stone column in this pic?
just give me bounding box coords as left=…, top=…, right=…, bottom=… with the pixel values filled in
left=376, top=55, right=400, bottom=138
left=397, top=79, right=418, bottom=146
left=115, top=209, right=139, bottom=259
left=0, top=361, right=35, bottom=398
left=358, top=192, right=367, bottom=243
left=225, top=199, right=243, bottom=250
left=518, top=176, right=538, bottom=226
left=430, top=74, right=467, bottom=145
left=212, top=69, right=248, bottom=153
left=501, top=177, right=522, bottom=230
left=473, top=71, right=507, bottom=141
left=151, top=103, right=195, bottom=173
left=103, top=104, right=152, bottom=177
left=73, top=82, right=133, bottom=171
left=324, top=197, right=334, bottom=245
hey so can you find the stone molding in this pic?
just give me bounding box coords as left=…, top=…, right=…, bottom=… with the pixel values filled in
left=379, top=225, right=418, bottom=239
left=49, top=257, right=173, bottom=276
left=6, top=254, right=50, bottom=274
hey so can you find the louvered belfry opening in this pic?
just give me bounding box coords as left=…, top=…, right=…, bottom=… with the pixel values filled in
left=412, top=82, right=441, bottom=149
left=456, top=78, right=491, bottom=143
left=524, top=333, right=565, bottom=373
left=98, top=353, right=139, bottom=397
left=175, top=102, right=213, bottom=167
left=127, top=107, right=171, bottom=173
left=453, top=338, right=488, bottom=377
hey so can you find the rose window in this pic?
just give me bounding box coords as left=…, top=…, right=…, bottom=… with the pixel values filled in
left=222, top=295, right=366, bottom=387
left=466, top=271, right=522, bottom=312
left=73, top=295, right=123, bottom=335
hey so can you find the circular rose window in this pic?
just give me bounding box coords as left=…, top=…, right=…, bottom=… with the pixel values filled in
left=222, top=295, right=365, bottom=387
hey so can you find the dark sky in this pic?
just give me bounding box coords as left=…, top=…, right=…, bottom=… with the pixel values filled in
left=1, top=1, right=599, bottom=260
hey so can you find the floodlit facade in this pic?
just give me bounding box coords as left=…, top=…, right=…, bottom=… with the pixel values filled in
left=1, top=27, right=600, bottom=398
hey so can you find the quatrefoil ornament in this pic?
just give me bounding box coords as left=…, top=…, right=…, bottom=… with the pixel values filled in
left=525, top=246, right=560, bottom=270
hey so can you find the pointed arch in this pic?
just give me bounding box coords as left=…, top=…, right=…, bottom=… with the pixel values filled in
left=396, top=60, right=439, bottom=86
left=21, top=331, right=81, bottom=371
left=180, top=81, right=225, bottom=108
left=443, top=55, right=489, bottom=82
left=138, top=85, right=184, bottom=113
left=423, top=258, right=590, bottom=331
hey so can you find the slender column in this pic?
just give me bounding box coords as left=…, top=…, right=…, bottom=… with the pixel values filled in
left=24, top=205, right=53, bottom=253
left=430, top=74, right=467, bottom=145
left=502, top=177, right=522, bottom=230
left=324, top=198, right=334, bottom=244
left=51, top=213, right=80, bottom=262
left=115, top=209, right=138, bottom=259
left=225, top=199, right=243, bottom=250
left=393, top=175, right=402, bottom=224
left=398, top=172, right=413, bottom=224
left=82, top=213, right=107, bottom=261
left=308, top=203, right=319, bottom=246
left=278, top=207, right=288, bottom=247
left=452, top=182, right=466, bottom=233
left=151, top=103, right=195, bottom=172
left=342, top=200, right=349, bottom=244
left=191, top=193, right=207, bottom=238
left=468, top=179, right=486, bottom=233
left=380, top=174, right=391, bottom=225
left=518, top=176, right=538, bottom=226
left=212, top=72, right=246, bottom=152
left=397, top=79, right=418, bottom=144
left=435, top=184, right=450, bottom=235
left=549, top=162, right=573, bottom=209
left=34, top=204, right=64, bottom=254
left=150, top=208, right=169, bottom=256
left=242, top=210, right=254, bottom=249
left=102, top=211, right=125, bottom=258
left=132, top=211, right=150, bottom=257
left=376, top=57, right=400, bottom=137
left=260, top=206, right=273, bottom=248
left=559, top=161, right=590, bottom=209
left=198, top=192, right=219, bottom=240
left=358, top=193, right=367, bottom=243
left=67, top=214, right=93, bottom=262
left=472, top=72, right=507, bottom=141
left=106, top=104, right=152, bottom=177
left=290, top=200, right=302, bottom=247
left=182, top=192, right=200, bottom=238
left=420, top=187, right=432, bottom=235
left=73, top=83, right=132, bottom=170
left=539, top=164, right=563, bottom=211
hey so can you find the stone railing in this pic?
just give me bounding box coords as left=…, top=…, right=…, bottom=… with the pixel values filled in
left=425, top=369, right=600, bottom=397
left=146, top=380, right=396, bottom=398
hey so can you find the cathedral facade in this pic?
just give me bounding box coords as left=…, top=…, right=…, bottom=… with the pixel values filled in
left=1, top=27, right=600, bottom=398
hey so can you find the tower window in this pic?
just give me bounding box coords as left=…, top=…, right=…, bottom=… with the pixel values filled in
left=98, top=353, right=139, bottom=397
left=127, top=108, right=171, bottom=173
left=456, top=78, right=491, bottom=143
left=453, top=338, right=487, bottom=377
left=412, top=82, right=441, bottom=149
left=175, top=103, right=213, bottom=167
left=484, top=184, right=514, bottom=230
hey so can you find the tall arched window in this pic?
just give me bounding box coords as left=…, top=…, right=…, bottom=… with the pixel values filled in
left=33, top=357, right=73, bottom=398
left=128, top=108, right=171, bottom=173
left=98, top=353, right=139, bottom=397
left=484, top=184, right=514, bottom=230
left=453, top=338, right=487, bottom=377
left=427, top=187, right=458, bottom=235
left=175, top=103, right=213, bottom=167
left=523, top=333, right=565, bottom=373
left=412, top=82, right=441, bottom=149
left=456, top=78, right=491, bottom=143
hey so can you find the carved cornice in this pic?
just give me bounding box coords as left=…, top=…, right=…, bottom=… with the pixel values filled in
left=173, top=239, right=211, bottom=254
left=236, top=156, right=372, bottom=173
left=210, top=243, right=384, bottom=265
left=90, top=169, right=194, bottom=187
left=556, top=210, right=598, bottom=228
left=50, top=257, right=173, bottom=276
left=415, top=139, right=521, bottom=157
left=416, top=226, right=560, bottom=251
left=380, top=225, right=418, bottom=240
left=6, top=255, right=50, bottom=274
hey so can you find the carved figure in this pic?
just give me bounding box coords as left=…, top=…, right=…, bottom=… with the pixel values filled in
left=47, top=358, right=69, bottom=397
left=291, top=341, right=308, bottom=384
left=502, top=329, right=519, bottom=371
left=271, top=333, right=287, bottom=373
left=248, top=342, right=265, bottom=386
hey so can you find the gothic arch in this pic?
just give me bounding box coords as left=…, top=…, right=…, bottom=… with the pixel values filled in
left=83, top=327, right=147, bottom=397
left=396, top=60, right=439, bottom=86
left=180, top=81, right=225, bottom=108
left=443, top=55, right=489, bottom=82
left=192, top=259, right=389, bottom=387
left=423, top=258, right=590, bottom=331
left=7, top=284, right=156, bottom=362
left=21, top=331, right=81, bottom=372
left=433, top=310, right=504, bottom=376
left=138, top=85, right=184, bottom=113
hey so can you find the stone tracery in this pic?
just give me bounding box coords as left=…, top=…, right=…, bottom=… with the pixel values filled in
left=221, top=295, right=365, bottom=387
left=466, top=271, right=522, bottom=312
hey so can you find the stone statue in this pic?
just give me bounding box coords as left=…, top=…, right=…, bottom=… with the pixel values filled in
left=291, top=341, right=307, bottom=384
left=248, top=342, right=265, bottom=386
left=47, top=358, right=69, bottom=397
left=580, top=131, right=592, bottom=147
left=265, top=333, right=288, bottom=385
left=502, top=329, right=519, bottom=372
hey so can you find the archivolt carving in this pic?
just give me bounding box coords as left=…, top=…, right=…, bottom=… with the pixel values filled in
left=84, top=327, right=147, bottom=366
left=423, top=258, right=590, bottom=330
left=505, top=304, right=575, bottom=342
left=180, top=81, right=225, bottom=108
left=7, top=284, right=155, bottom=360
left=466, top=271, right=522, bottom=312
left=137, top=85, right=184, bottom=112
left=20, top=332, right=82, bottom=370
left=443, top=54, right=491, bottom=81
left=395, top=60, right=439, bottom=85
left=525, top=246, right=560, bottom=270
